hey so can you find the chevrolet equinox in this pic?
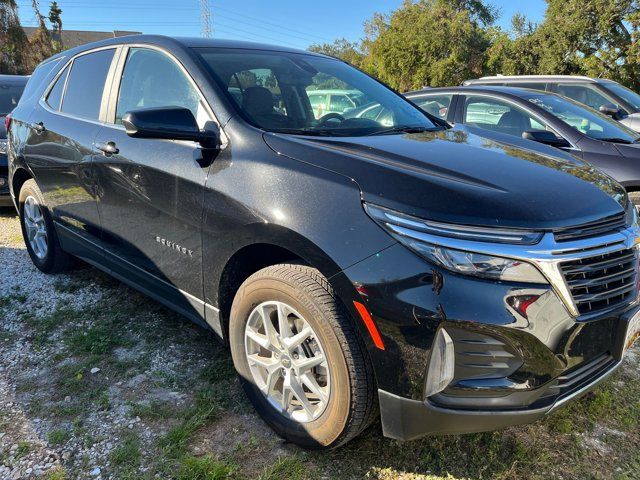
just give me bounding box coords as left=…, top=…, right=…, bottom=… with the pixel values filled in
left=7, top=36, right=640, bottom=448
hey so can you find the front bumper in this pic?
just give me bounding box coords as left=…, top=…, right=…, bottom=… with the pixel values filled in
left=379, top=355, right=622, bottom=440
left=333, top=227, right=640, bottom=440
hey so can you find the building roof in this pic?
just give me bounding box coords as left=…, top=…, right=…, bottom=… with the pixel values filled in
left=22, top=27, right=141, bottom=50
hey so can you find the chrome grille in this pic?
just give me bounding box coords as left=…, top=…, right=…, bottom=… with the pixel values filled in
left=554, top=212, right=626, bottom=242
left=560, top=248, right=638, bottom=316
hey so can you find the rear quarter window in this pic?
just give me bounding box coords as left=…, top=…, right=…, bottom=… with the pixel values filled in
left=18, top=58, right=63, bottom=106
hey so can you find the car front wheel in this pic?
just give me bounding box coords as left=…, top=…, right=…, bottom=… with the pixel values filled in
left=229, top=264, right=377, bottom=448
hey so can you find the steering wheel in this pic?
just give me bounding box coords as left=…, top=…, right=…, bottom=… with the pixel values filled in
left=317, top=112, right=345, bottom=127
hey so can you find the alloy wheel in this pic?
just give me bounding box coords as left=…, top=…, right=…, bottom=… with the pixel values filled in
left=244, top=301, right=331, bottom=423
left=23, top=195, right=48, bottom=260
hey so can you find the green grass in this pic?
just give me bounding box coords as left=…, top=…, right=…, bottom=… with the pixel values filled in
left=129, top=400, right=178, bottom=421
left=176, top=456, right=237, bottom=480
left=15, top=441, right=30, bottom=459
left=44, top=467, right=67, bottom=480
left=110, top=432, right=142, bottom=468
left=159, top=390, right=222, bottom=459
left=259, top=456, right=312, bottom=480
left=47, top=429, right=70, bottom=446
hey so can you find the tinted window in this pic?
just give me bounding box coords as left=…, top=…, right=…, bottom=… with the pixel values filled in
left=46, top=64, right=69, bottom=111
left=555, top=84, right=615, bottom=111
left=414, top=94, right=453, bottom=119
left=116, top=48, right=207, bottom=126
left=62, top=49, right=115, bottom=120
left=464, top=96, right=550, bottom=137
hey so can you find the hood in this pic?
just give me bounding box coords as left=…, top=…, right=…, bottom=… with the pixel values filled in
left=263, top=127, right=627, bottom=230
left=613, top=141, right=640, bottom=158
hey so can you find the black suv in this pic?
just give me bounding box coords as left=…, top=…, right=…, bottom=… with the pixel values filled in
left=7, top=36, right=640, bottom=448
left=1, top=74, right=29, bottom=206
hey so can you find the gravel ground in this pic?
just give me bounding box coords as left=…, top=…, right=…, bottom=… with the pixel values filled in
left=1, top=208, right=640, bottom=480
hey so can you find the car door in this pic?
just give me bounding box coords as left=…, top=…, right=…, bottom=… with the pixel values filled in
left=458, top=95, right=566, bottom=141
left=23, top=47, right=118, bottom=259
left=93, top=46, right=217, bottom=319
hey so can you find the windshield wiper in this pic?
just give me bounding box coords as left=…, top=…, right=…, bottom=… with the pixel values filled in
left=365, top=125, right=440, bottom=136
left=598, top=137, right=634, bottom=144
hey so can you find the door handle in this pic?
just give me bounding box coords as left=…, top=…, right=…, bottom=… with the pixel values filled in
left=95, top=141, right=119, bottom=156
left=30, top=122, right=45, bottom=134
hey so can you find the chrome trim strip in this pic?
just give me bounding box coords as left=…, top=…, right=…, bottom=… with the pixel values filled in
left=377, top=213, right=640, bottom=317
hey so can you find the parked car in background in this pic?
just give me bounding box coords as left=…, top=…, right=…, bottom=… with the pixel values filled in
left=306, top=89, right=368, bottom=118
left=7, top=36, right=640, bottom=448
left=0, top=75, right=29, bottom=206
left=405, top=86, right=640, bottom=206
left=464, top=75, right=640, bottom=132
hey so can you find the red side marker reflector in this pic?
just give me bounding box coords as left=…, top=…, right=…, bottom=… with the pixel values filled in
left=353, top=301, right=385, bottom=350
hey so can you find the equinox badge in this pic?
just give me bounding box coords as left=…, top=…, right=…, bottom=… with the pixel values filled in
left=155, top=236, right=194, bottom=257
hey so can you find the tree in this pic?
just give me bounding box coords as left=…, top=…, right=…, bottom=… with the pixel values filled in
left=485, top=13, right=540, bottom=75
left=48, top=0, right=62, bottom=51
left=308, top=38, right=365, bottom=67
left=0, top=0, right=30, bottom=74
left=534, top=0, right=640, bottom=90
left=359, top=0, right=495, bottom=91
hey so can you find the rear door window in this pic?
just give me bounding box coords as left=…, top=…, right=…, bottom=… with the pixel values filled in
left=61, top=49, right=115, bottom=120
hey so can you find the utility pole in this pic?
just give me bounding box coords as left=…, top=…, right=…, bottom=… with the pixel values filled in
left=200, top=0, right=212, bottom=38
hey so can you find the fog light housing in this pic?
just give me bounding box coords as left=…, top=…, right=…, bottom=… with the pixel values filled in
left=424, top=328, right=455, bottom=398
left=0, top=177, right=6, bottom=187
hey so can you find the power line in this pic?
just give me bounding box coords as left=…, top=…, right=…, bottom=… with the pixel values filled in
left=199, top=0, right=212, bottom=38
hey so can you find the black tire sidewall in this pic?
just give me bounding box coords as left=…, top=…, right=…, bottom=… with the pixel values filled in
left=19, top=180, right=57, bottom=272
left=229, top=273, right=352, bottom=449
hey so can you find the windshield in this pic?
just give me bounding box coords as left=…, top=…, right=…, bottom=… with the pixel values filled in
left=605, top=82, right=640, bottom=112
left=196, top=48, right=440, bottom=136
left=0, top=83, right=25, bottom=115
left=524, top=93, right=640, bottom=143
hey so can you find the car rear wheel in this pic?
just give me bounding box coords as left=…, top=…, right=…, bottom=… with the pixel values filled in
left=19, top=179, right=73, bottom=273
left=229, top=264, right=377, bottom=448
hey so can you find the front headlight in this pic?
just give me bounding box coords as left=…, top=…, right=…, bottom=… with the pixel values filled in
left=365, top=203, right=548, bottom=284
left=0, top=139, right=7, bottom=155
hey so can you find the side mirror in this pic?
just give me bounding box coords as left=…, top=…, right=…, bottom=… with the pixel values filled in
left=599, top=103, right=622, bottom=120
left=122, top=107, right=220, bottom=148
left=522, top=129, right=570, bottom=148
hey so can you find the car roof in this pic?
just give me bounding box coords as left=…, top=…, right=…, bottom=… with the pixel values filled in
left=46, top=34, right=325, bottom=63
left=464, top=75, right=608, bottom=84
left=405, top=85, right=555, bottom=98
left=0, top=74, right=30, bottom=85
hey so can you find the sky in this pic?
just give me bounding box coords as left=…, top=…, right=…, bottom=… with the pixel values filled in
left=16, top=0, right=548, bottom=50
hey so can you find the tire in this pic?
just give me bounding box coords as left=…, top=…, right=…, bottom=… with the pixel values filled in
left=229, top=264, right=377, bottom=449
left=19, top=179, right=73, bottom=273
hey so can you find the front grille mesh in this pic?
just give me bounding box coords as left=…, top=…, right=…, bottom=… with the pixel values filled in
left=560, top=248, right=638, bottom=316
left=554, top=212, right=626, bottom=242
